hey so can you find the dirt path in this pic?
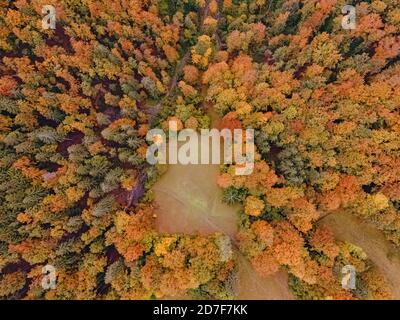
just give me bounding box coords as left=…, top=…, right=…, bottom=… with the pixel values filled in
left=236, top=255, right=292, bottom=300
left=320, top=212, right=400, bottom=299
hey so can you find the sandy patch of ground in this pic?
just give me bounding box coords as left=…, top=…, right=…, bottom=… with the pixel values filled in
left=154, top=162, right=238, bottom=237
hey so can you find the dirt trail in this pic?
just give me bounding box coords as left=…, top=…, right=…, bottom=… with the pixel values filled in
left=236, top=255, right=292, bottom=300
left=320, top=212, right=400, bottom=299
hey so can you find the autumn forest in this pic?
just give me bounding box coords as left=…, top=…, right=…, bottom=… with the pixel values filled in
left=0, top=0, right=400, bottom=300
